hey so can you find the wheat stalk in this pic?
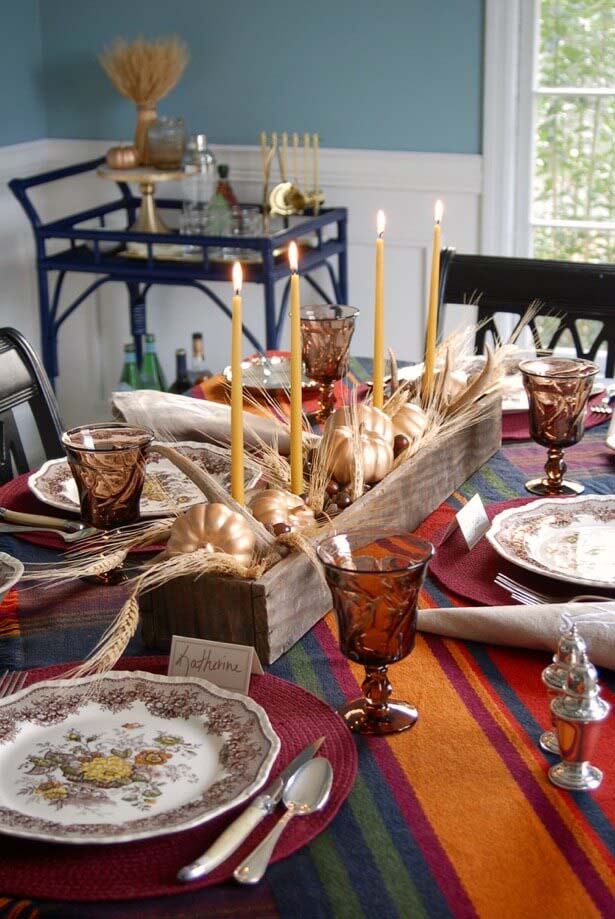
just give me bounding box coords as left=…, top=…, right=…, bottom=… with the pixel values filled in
left=99, top=36, right=188, bottom=106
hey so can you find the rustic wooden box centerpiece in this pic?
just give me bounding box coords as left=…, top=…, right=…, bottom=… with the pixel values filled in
left=140, top=395, right=502, bottom=664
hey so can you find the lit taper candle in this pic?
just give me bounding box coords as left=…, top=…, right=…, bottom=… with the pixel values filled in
left=423, top=199, right=443, bottom=401
left=373, top=209, right=386, bottom=409
left=230, top=261, right=245, bottom=504
left=289, top=241, right=303, bottom=494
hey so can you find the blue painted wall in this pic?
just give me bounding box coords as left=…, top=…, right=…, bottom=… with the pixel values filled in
left=0, top=1, right=46, bottom=145
left=38, top=0, right=484, bottom=154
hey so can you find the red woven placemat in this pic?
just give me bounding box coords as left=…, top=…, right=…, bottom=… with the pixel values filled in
left=0, top=475, right=159, bottom=554
left=0, top=656, right=357, bottom=902
left=429, top=496, right=615, bottom=606
left=502, top=391, right=608, bottom=441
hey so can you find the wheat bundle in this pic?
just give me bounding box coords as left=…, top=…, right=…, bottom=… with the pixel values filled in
left=99, top=36, right=188, bottom=163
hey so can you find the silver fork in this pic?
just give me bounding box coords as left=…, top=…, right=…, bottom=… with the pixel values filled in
left=590, top=387, right=615, bottom=416
left=0, top=523, right=98, bottom=544
left=0, top=670, right=28, bottom=698
left=495, top=573, right=613, bottom=605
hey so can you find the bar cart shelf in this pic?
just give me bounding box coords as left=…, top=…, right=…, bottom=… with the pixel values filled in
left=10, top=157, right=348, bottom=384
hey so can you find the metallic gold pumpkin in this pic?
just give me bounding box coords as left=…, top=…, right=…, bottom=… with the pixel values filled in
left=106, top=145, right=139, bottom=169
left=164, top=503, right=255, bottom=564
left=327, top=426, right=393, bottom=486
left=247, top=488, right=315, bottom=529
left=392, top=402, right=428, bottom=445
left=327, top=404, right=394, bottom=445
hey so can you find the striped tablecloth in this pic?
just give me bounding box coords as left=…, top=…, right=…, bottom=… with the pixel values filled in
left=0, top=432, right=613, bottom=917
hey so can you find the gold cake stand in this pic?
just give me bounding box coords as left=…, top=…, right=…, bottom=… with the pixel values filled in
left=97, top=164, right=185, bottom=235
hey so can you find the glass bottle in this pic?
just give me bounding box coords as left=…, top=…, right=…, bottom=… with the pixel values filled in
left=182, top=134, right=216, bottom=234
left=169, top=348, right=192, bottom=394
left=215, top=164, right=238, bottom=207
left=140, top=334, right=166, bottom=391
left=189, top=332, right=213, bottom=384
left=117, top=342, right=141, bottom=391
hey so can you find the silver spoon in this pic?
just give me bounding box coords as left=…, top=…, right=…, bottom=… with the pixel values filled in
left=234, top=757, right=333, bottom=885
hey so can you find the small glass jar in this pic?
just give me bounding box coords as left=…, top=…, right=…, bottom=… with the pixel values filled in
left=147, top=117, right=186, bottom=170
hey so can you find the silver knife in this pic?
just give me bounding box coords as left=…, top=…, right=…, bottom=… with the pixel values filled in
left=177, top=735, right=325, bottom=882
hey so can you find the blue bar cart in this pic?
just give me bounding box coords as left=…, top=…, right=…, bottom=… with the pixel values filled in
left=10, top=157, right=348, bottom=385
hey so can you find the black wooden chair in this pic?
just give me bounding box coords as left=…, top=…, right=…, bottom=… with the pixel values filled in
left=0, top=327, right=64, bottom=485
left=438, top=249, right=615, bottom=376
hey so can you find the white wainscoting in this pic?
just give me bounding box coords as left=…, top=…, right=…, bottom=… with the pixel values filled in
left=0, top=138, right=482, bottom=429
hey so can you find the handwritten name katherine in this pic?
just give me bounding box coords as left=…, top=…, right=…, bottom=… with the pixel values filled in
left=173, top=645, right=243, bottom=676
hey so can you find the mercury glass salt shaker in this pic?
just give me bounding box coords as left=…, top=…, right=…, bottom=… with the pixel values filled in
left=540, top=624, right=586, bottom=754
left=549, top=651, right=610, bottom=791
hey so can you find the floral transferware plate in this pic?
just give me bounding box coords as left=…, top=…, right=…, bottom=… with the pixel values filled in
left=28, top=442, right=260, bottom=518
left=223, top=355, right=318, bottom=392
left=0, top=552, right=24, bottom=604
left=486, top=495, right=615, bottom=589
left=0, top=670, right=279, bottom=844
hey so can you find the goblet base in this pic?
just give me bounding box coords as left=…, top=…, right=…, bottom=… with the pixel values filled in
left=337, top=698, right=418, bottom=735
left=548, top=761, right=603, bottom=791
left=525, top=477, right=584, bottom=497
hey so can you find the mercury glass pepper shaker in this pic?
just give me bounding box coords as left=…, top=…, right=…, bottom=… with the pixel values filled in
left=549, top=651, right=610, bottom=791
left=540, top=624, right=587, bottom=754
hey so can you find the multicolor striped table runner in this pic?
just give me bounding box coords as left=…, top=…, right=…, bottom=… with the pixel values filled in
left=0, top=432, right=613, bottom=916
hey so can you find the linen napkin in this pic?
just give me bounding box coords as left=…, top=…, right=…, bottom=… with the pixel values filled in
left=112, top=390, right=293, bottom=454
left=418, top=602, right=615, bottom=669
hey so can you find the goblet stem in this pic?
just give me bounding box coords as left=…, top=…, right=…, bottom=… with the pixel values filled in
left=315, top=381, right=336, bottom=425
left=544, top=446, right=566, bottom=494
left=362, top=666, right=393, bottom=720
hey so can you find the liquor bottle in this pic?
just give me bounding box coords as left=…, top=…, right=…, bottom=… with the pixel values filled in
left=189, top=332, right=213, bottom=384
left=215, top=164, right=238, bottom=208
left=117, top=342, right=140, bottom=391
left=140, top=334, right=166, bottom=391
left=169, top=348, right=192, bottom=394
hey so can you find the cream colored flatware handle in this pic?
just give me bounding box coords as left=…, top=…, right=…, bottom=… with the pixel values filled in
left=0, top=508, right=80, bottom=530
left=234, top=809, right=294, bottom=885
left=177, top=801, right=268, bottom=882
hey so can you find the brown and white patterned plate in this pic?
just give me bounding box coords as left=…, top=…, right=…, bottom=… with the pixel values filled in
left=0, top=670, right=280, bottom=844
left=28, top=442, right=260, bottom=518
left=486, top=495, right=615, bottom=589
left=0, top=552, right=24, bottom=604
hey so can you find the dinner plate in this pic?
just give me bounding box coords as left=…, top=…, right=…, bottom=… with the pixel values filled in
left=28, top=442, right=260, bottom=518
left=0, top=670, right=280, bottom=844
left=223, top=355, right=318, bottom=393
left=0, top=553, right=24, bottom=604
left=486, top=495, right=615, bottom=589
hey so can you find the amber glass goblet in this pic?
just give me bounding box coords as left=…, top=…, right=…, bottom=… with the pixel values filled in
left=519, top=358, right=599, bottom=496
left=62, top=423, right=153, bottom=529
left=300, top=305, right=359, bottom=424
left=317, top=529, right=434, bottom=735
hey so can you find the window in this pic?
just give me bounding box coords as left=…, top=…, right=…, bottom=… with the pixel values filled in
left=531, top=0, right=614, bottom=262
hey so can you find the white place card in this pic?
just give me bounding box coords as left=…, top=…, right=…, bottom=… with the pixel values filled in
left=168, top=635, right=264, bottom=695
left=441, top=493, right=491, bottom=551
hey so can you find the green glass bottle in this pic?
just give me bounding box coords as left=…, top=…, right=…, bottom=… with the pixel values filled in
left=140, top=334, right=166, bottom=391
left=117, top=342, right=140, bottom=391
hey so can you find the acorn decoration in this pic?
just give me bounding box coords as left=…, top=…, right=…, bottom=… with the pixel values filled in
left=157, top=503, right=255, bottom=565
left=106, top=144, right=139, bottom=169
left=247, top=488, right=315, bottom=533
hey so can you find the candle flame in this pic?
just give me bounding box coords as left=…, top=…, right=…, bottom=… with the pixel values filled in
left=288, top=241, right=299, bottom=272
left=434, top=199, right=444, bottom=224
left=377, top=209, right=386, bottom=237
left=232, top=261, right=243, bottom=294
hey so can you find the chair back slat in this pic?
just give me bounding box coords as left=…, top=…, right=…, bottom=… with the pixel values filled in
left=440, top=250, right=615, bottom=376
left=0, top=328, right=64, bottom=485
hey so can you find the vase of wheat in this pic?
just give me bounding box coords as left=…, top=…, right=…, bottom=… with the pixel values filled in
left=100, top=36, right=188, bottom=166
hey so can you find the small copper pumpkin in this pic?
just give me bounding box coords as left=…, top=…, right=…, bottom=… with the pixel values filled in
left=106, top=145, right=139, bottom=169
left=247, top=488, right=315, bottom=530
left=326, top=426, right=393, bottom=486
left=392, top=402, right=428, bottom=445
left=327, top=404, right=394, bottom=445
left=162, top=503, right=255, bottom=564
